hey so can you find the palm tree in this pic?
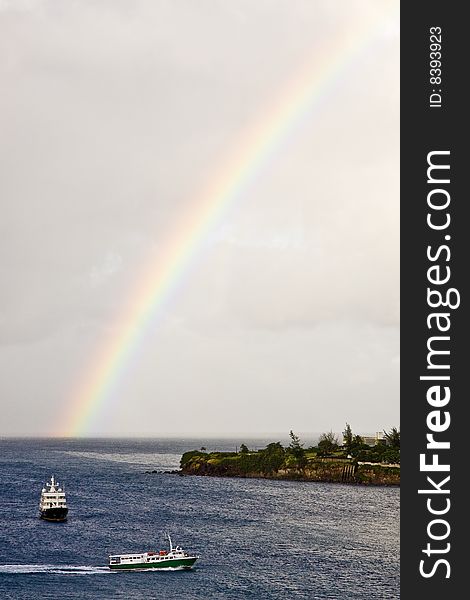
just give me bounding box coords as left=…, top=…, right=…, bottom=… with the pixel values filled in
left=383, top=427, right=400, bottom=449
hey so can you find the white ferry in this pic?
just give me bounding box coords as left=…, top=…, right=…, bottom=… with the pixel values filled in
left=108, top=535, right=198, bottom=571
left=39, top=475, right=68, bottom=522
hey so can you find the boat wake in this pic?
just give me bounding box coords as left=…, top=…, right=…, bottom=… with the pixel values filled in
left=0, top=564, right=110, bottom=575
left=0, top=564, right=194, bottom=575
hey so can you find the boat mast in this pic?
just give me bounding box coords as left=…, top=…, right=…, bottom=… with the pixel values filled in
left=167, top=533, right=173, bottom=552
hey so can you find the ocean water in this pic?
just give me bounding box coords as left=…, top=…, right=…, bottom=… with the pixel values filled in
left=0, top=438, right=399, bottom=599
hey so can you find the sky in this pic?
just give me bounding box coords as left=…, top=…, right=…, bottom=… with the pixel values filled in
left=0, top=0, right=399, bottom=437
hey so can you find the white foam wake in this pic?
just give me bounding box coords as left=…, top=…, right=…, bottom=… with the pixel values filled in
left=0, top=564, right=109, bottom=575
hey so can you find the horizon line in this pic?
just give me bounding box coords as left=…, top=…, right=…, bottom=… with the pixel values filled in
left=0, top=428, right=396, bottom=440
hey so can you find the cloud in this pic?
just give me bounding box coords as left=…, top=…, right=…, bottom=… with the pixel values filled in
left=0, top=0, right=399, bottom=435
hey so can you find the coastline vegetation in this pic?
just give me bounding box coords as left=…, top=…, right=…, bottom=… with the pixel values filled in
left=180, top=425, right=400, bottom=486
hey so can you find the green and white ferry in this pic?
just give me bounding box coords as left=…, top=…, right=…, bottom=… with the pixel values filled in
left=108, top=535, right=198, bottom=571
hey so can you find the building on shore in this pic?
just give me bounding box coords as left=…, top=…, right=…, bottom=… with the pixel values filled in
left=343, top=432, right=387, bottom=447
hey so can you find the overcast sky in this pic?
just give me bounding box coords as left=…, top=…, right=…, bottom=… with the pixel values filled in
left=0, top=0, right=399, bottom=437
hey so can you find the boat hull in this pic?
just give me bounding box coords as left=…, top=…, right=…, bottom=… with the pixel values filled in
left=109, top=557, right=197, bottom=571
left=40, top=507, right=68, bottom=522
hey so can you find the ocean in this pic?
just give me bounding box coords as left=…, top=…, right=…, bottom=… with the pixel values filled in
left=0, top=438, right=399, bottom=599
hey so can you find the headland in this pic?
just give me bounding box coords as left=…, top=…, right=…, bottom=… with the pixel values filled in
left=178, top=428, right=400, bottom=486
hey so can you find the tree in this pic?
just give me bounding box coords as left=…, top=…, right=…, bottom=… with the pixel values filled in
left=353, top=434, right=364, bottom=447
left=239, top=443, right=249, bottom=454
left=288, top=430, right=306, bottom=467
left=260, top=442, right=285, bottom=473
left=342, top=424, right=368, bottom=457
left=317, top=431, right=339, bottom=455
left=383, top=427, right=400, bottom=449
left=289, top=430, right=303, bottom=454
left=342, top=423, right=353, bottom=453
left=266, top=441, right=284, bottom=453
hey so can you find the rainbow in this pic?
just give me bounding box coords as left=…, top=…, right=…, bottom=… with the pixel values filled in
left=59, top=4, right=397, bottom=436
